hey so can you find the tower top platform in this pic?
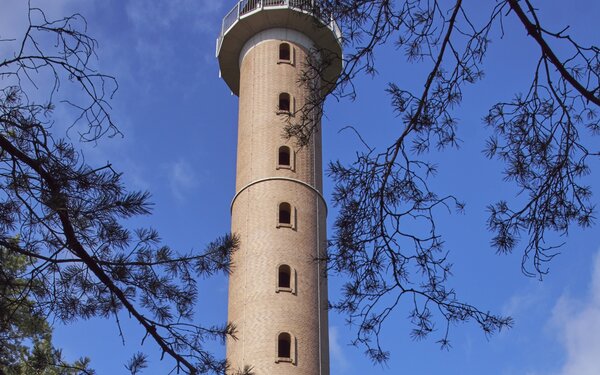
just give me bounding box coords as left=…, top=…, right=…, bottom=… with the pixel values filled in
left=216, top=0, right=343, bottom=95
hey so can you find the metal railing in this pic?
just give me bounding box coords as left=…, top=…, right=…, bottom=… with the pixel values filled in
left=216, top=0, right=341, bottom=57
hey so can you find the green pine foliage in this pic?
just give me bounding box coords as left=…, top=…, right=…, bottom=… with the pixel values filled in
left=0, top=248, right=93, bottom=375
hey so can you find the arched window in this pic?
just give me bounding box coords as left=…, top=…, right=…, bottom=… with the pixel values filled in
left=278, top=146, right=291, bottom=167
left=279, top=42, right=291, bottom=61
left=278, top=93, right=290, bottom=112
left=278, top=265, right=291, bottom=289
left=278, top=202, right=291, bottom=225
left=276, top=264, right=296, bottom=294
left=278, top=332, right=291, bottom=359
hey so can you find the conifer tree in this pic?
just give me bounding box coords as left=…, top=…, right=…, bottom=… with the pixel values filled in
left=0, top=5, right=236, bottom=374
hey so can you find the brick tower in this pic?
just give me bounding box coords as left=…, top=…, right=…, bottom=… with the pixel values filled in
left=216, top=1, right=342, bottom=374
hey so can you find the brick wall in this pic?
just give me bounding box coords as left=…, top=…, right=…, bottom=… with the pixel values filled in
left=227, top=37, right=330, bottom=375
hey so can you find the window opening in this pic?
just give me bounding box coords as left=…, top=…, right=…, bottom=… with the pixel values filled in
left=279, top=43, right=291, bottom=61
left=278, top=265, right=291, bottom=289
left=279, top=202, right=291, bottom=225
left=278, top=333, right=291, bottom=359
left=278, top=93, right=290, bottom=112
left=278, top=146, right=291, bottom=166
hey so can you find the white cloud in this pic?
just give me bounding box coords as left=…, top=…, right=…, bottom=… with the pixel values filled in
left=165, top=159, right=199, bottom=201
left=0, top=0, right=95, bottom=94
left=0, top=0, right=28, bottom=41
left=0, top=0, right=91, bottom=61
left=125, top=0, right=223, bottom=33
left=0, top=0, right=92, bottom=36
left=330, top=326, right=351, bottom=373
left=121, top=0, right=224, bottom=80
left=34, top=0, right=92, bottom=19
left=502, top=285, right=546, bottom=318
left=550, top=250, right=600, bottom=375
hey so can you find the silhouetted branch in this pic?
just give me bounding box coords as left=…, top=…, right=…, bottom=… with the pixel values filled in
left=289, top=0, right=598, bottom=362
left=1, top=5, right=238, bottom=374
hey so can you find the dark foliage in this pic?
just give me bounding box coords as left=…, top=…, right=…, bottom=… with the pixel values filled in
left=1, top=249, right=94, bottom=375
left=285, top=0, right=599, bottom=363
left=0, top=5, right=237, bottom=374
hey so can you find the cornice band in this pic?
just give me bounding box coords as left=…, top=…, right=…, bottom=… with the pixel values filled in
left=231, top=177, right=327, bottom=215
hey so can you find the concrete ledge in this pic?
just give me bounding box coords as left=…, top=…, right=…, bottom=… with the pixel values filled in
left=217, top=4, right=342, bottom=95
left=231, top=176, right=328, bottom=215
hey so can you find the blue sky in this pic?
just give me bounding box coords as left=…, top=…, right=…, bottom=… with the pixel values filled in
left=1, top=0, right=599, bottom=374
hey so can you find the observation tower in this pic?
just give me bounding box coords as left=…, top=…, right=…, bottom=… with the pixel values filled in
left=216, top=1, right=342, bottom=374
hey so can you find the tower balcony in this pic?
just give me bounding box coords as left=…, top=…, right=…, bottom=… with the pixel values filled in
left=216, top=0, right=343, bottom=95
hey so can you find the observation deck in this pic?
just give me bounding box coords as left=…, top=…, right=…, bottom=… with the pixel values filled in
left=216, top=0, right=343, bottom=95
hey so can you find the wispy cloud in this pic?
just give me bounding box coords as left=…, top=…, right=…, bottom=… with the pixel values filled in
left=330, top=326, right=352, bottom=373
left=0, top=0, right=92, bottom=58
left=0, top=0, right=28, bottom=41
left=165, top=159, right=199, bottom=202
left=549, top=250, right=600, bottom=375
left=502, top=286, right=546, bottom=318
left=125, top=0, right=222, bottom=33
left=121, top=0, right=224, bottom=82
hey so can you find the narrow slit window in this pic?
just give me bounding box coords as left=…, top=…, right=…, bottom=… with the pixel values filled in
left=278, top=146, right=291, bottom=166
left=278, top=333, right=291, bottom=359
left=278, top=265, right=291, bottom=289
left=279, top=202, right=291, bottom=225
left=279, top=43, right=291, bottom=61
left=278, top=93, right=290, bottom=112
